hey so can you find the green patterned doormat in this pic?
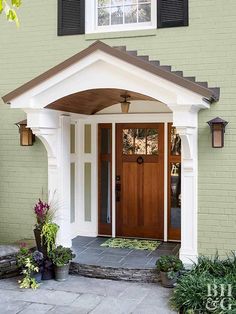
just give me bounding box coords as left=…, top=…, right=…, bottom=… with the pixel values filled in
left=101, top=238, right=161, bottom=251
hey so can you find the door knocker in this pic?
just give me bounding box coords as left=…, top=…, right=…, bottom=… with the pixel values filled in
left=137, top=156, right=144, bottom=164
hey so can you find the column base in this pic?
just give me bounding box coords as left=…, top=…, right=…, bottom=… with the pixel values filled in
left=179, top=248, right=198, bottom=266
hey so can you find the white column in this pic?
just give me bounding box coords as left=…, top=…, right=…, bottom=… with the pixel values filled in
left=27, top=110, right=72, bottom=248
left=56, top=115, right=71, bottom=247
left=170, top=105, right=200, bottom=264
left=177, top=127, right=198, bottom=264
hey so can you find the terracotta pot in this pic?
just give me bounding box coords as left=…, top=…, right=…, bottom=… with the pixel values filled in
left=160, top=271, right=178, bottom=288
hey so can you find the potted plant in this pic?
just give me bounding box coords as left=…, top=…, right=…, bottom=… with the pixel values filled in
left=16, top=246, right=43, bottom=289
left=41, top=221, right=59, bottom=254
left=33, top=199, right=51, bottom=257
left=156, top=255, right=183, bottom=288
left=49, top=245, right=75, bottom=281
left=33, top=198, right=59, bottom=280
left=32, top=250, right=44, bottom=283
left=40, top=221, right=59, bottom=280
left=42, top=259, right=54, bottom=280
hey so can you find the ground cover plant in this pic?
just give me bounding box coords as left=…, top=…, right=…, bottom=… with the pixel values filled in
left=171, top=253, right=236, bottom=313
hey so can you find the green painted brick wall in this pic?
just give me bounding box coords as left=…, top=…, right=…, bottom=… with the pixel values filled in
left=0, top=104, right=47, bottom=243
left=0, top=0, right=236, bottom=253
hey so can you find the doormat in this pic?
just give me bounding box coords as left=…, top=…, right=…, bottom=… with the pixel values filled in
left=101, top=238, right=161, bottom=251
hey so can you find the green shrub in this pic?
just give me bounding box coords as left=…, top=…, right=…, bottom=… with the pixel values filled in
left=170, top=253, right=236, bottom=313
left=192, top=253, right=236, bottom=277
left=156, top=255, right=183, bottom=272
left=49, top=245, right=75, bottom=267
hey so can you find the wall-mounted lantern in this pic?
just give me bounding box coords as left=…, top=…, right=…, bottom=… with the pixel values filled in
left=15, top=119, right=35, bottom=146
left=207, top=117, right=228, bottom=148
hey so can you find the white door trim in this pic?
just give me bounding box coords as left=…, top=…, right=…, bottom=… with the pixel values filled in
left=76, top=113, right=172, bottom=241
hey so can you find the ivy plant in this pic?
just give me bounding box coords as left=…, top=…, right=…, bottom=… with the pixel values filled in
left=41, top=221, right=59, bottom=254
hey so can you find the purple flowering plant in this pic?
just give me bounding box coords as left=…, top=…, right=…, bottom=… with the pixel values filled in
left=34, top=199, right=53, bottom=229
left=32, top=250, right=44, bottom=267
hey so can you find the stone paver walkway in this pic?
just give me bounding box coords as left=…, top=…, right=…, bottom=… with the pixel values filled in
left=0, top=275, right=176, bottom=314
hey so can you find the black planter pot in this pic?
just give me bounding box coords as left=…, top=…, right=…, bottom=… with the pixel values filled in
left=33, top=228, right=48, bottom=258
left=31, top=271, right=42, bottom=283
left=42, top=260, right=54, bottom=280
left=42, top=268, right=54, bottom=280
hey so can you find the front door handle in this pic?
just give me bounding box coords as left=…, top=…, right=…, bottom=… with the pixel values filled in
left=116, top=175, right=121, bottom=202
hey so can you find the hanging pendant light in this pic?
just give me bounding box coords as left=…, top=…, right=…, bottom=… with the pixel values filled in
left=120, top=94, right=131, bottom=113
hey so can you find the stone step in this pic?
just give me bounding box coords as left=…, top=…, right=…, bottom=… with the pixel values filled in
left=70, top=262, right=160, bottom=283
left=0, top=256, right=20, bottom=279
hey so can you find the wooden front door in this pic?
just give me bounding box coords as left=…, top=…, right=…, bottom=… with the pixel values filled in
left=116, top=123, right=164, bottom=239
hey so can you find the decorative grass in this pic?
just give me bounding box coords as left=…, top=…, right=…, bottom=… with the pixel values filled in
left=170, top=253, right=236, bottom=313
left=101, top=238, right=160, bottom=251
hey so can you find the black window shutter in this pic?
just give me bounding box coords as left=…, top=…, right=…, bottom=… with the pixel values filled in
left=157, top=0, right=188, bottom=28
left=58, top=0, right=85, bottom=36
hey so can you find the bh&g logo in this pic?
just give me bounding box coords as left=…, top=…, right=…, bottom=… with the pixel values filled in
left=206, top=284, right=233, bottom=312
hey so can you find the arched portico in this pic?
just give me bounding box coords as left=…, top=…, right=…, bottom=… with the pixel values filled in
left=2, top=41, right=220, bottom=264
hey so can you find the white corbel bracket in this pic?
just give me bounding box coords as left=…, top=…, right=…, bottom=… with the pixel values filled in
left=30, top=127, right=58, bottom=160
left=24, top=108, right=61, bottom=160
left=176, top=127, right=195, bottom=162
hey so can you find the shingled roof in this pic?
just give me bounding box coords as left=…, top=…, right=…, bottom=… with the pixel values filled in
left=2, top=41, right=220, bottom=104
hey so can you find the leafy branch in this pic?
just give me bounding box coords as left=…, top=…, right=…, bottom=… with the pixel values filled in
left=0, top=0, right=22, bottom=27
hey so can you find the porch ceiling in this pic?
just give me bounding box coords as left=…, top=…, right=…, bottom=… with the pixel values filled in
left=46, top=88, right=155, bottom=115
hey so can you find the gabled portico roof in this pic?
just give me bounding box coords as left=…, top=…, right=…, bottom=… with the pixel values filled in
left=2, top=41, right=219, bottom=105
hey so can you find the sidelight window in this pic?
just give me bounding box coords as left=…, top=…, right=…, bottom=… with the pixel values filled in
left=168, top=124, right=181, bottom=240
left=98, top=124, right=112, bottom=235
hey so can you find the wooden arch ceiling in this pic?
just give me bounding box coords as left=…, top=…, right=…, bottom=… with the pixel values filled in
left=46, top=88, right=155, bottom=115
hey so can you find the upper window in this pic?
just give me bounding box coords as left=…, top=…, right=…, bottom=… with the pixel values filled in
left=84, top=0, right=156, bottom=34
left=58, top=0, right=188, bottom=36
left=97, top=0, right=153, bottom=29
